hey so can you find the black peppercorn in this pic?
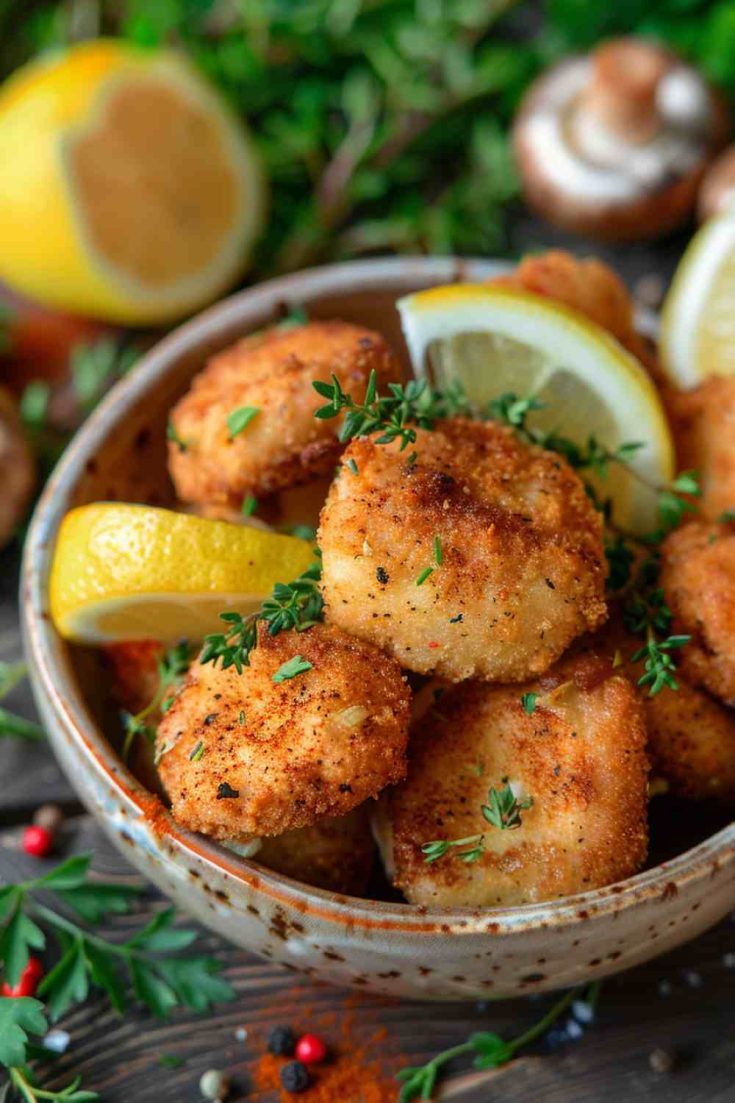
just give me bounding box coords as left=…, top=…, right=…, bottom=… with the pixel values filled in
left=280, top=1061, right=310, bottom=1093
left=267, top=1025, right=296, bottom=1057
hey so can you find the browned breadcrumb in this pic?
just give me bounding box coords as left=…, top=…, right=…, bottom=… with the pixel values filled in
left=318, top=418, right=607, bottom=683
left=156, top=622, right=410, bottom=839
left=256, top=806, right=375, bottom=895
left=377, top=652, right=649, bottom=907
left=168, top=320, right=403, bottom=508
left=662, top=376, right=735, bottom=521
left=660, top=520, right=735, bottom=706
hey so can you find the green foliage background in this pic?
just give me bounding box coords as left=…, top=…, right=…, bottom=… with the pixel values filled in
left=0, top=0, right=733, bottom=275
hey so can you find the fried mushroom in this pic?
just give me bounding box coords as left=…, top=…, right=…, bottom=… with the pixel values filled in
left=318, top=418, right=607, bottom=683
left=168, top=320, right=403, bottom=509
left=156, top=622, right=410, bottom=840
left=375, top=653, right=649, bottom=907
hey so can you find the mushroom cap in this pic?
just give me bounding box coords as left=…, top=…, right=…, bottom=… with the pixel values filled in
left=513, top=40, right=728, bottom=241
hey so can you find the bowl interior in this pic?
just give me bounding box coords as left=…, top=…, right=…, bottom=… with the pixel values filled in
left=29, top=257, right=734, bottom=917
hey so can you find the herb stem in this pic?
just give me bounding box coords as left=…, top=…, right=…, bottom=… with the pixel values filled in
left=506, top=986, right=577, bottom=1054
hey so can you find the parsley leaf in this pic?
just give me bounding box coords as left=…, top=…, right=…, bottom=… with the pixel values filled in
left=0, top=997, right=47, bottom=1068
left=520, top=692, right=537, bottom=715
left=227, top=406, right=260, bottom=439
left=272, top=655, right=313, bottom=683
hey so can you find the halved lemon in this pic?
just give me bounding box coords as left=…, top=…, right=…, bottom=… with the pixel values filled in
left=398, top=284, right=674, bottom=535
left=660, top=216, right=735, bottom=388
left=50, top=504, right=314, bottom=644
left=0, top=40, right=266, bottom=324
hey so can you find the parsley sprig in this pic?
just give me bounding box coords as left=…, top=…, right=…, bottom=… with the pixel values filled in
left=0, top=855, right=234, bottom=1023
left=396, top=982, right=599, bottom=1101
left=0, top=994, right=98, bottom=1099
left=201, top=559, right=323, bottom=674
left=313, top=370, right=468, bottom=451
left=121, top=642, right=192, bottom=761
left=422, top=782, right=533, bottom=865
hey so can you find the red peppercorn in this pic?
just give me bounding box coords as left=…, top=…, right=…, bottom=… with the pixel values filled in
left=2, top=956, right=44, bottom=997
left=295, top=1034, right=328, bottom=1066
left=22, top=824, right=54, bottom=858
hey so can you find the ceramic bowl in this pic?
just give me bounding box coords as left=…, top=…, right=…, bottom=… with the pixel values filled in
left=22, top=257, right=735, bottom=1001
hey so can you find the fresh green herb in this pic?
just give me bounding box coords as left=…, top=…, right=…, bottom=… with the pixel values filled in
left=158, top=1054, right=185, bottom=1069
left=281, top=524, right=317, bottom=542
left=227, top=406, right=260, bottom=439
left=396, top=983, right=598, bottom=1101
left=718, top=509, right=735, bottom=524
left=422, top=835, right=486, bottom=864
left=449, top=613, right=464, bottom=624
left=71, top=338, right=139, bottom=416
left=7, top=1064, right=99, bottom=1102
left=189, top=741, right=205, bottom=763
left=520, top=692, right=537, bottom=715
left=345, top=457, right=359, bottom=475
left=0, top=855, right=234, bottom=1020
left=241, top=495, right=258, bottom=517
left=0, top=997, right=47, bottom=1070
left=415, top=566, right=433, bottom=587
left=272, top=655, right=313, bottom=683
left=166, top=421, right=188, bottom=453
left=19, top=382, right=51, bottom=431
left=121, top=641, right=191, bottom=760
left=201, top=560, right=323, bottom=674
left=276, top=305, right=309, bottom=329
left=0, top=661, right=43, bottom=742
left=238, top=710, right=246, bottom=726
left=482, top=781, right=533, bottom=830
left=422, top=782, right=533, bottom=865
left=433, top=535, right=443, bottom=566
left=313, top=370, right=468, bottom=452
left=604, top=534, right=635, bottom=591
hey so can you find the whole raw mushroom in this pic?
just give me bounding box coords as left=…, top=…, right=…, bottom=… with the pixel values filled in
left=0, top=384, right=34, bottom=548
left=513, top=37, right=728, bottom=241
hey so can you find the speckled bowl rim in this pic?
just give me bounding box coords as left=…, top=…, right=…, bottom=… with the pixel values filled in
left=22, top=256, right=735, bottom=937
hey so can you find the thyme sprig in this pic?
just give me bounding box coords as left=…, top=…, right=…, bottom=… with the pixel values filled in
left=0, top=662, right=44, bottom=742
left=201, top=560, right=323, bottom=674
left=489, top=391, right=701, bottom=697
left=396, top=982, right=599, bottom=1101
left=422, top=782, right=533, bottom=865
left=121, top=641, right=192, bottom=761
left=313, top=370, right=469, bottom=451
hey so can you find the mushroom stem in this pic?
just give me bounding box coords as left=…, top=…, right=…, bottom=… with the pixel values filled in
left=581, top=38, right=673, bottom=146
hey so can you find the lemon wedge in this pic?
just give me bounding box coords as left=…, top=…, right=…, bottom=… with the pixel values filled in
left=0, top=41, right=266, bottom=324
left=660, top=216, right=735, bottom=388
left=398, top=284, right=674, bottom=534
left=50, top=504, right=314, bottom=644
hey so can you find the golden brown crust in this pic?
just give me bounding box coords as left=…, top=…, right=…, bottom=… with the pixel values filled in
left=585, top=611, right=735, bottom=801
left=168, top=321, right=403, bottom=508
left=156, top=623, right=410, bottom=840
left=491, top=251, right=654, bottom=367
left=255, top=806, right=375, bottom=895
left=662, top=376, right=735, bottom=521
left=380, top=653, right=649, bottom=907
left=660, top=520, right=735, bottom=706
left=318, top=418, right=607, bottom=683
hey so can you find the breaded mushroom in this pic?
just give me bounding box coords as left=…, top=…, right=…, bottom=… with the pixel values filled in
left=662, top=376, right=735, bottom=520
left=490, top=250, right=654, bottom=367
left=660, top=520, right=735, bottom=706
left=585, top=612, right=735, bottom=802
left=375, top=653, right=649, bottom=907
left=156, top=622, right=410, bottom=841
left=256, top=806, right=375, bottom=895
left=168, top=321, right=403, bottom=509
left=319, top=418, right=607, bottom=683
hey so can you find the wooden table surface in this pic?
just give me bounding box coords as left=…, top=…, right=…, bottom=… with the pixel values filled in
left=1, top=233, right=734, bottom=1101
